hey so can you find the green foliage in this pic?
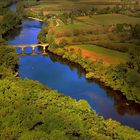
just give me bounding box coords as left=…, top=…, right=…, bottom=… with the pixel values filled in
left=132, top=24, right=140, bottom=39
left=0, top=11, right=21, bottom=34
left=46, top=34, right=55, bottom=46
left=0, top=65, right=14, bottom=79
left=86, top=72, right=94, bottom=79
left=0, top=78, right=140, bottom=140
left=58, top=13, right=69, bottom=25
left=37, top=26, right=48, bottom=43
left=127, top=47, right=140, bottom=73
left=0, top=0, right=15, bottom=8
left=0, top=45, right=19, bottom=70
left=0, top=35, right=7, bottom=45
left=0, top=45, right=19, bottom=78
left=16, top=0, right=37, bottom=15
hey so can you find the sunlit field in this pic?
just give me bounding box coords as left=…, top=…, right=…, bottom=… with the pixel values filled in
left=77, top=14, right=140, bottom=25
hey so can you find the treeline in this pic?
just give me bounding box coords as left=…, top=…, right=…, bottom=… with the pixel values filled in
left=0, top=45, right=140, bottom=140
left=16, top=0, right=44, bottom=19
left=49, top=5, right=140, bottom=23
left=0, top=11, right=22, bottom=34
left=16, top=0, right=38, bottom=16
left=0, top=0, right=16, bottom=8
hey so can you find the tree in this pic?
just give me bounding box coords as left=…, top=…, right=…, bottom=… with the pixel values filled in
left=69, top=11, right=75, bottom=24
left=127, top=47, right=140, bottom=73
left=0, top=11, right=21, bottom=33
left=0, top=45, right=19, bottom=71
left=58, top=13, right=69, bottom=24
left=131, top=24, right=140, bottom=39
left=77, top=48, right=82, bottom=59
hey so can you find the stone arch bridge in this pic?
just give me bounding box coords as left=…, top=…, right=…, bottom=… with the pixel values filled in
left=12, top=43, right=49, bottom=54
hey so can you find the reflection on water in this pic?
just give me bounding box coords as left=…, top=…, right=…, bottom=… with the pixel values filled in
left=8, top=19, right=43, bottom=45
left=49, top=52, right=140, bottom=116
left=16, top=46, right=46, bottom=56
left=4, top=28, right=21, bottom=41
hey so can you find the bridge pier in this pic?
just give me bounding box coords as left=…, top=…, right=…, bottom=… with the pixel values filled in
left=21, top=47, right=24, bottom=54
left=43, top=46, right=46, bottom=51
left=32, top=46, right=35, bottom=54
left=42, top=46, right=47, bottom=55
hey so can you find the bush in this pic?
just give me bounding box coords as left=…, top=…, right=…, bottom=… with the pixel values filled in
left=56, top=38, right=67, bottom=46
left=86, top=72, right=94, bottom=79
left=0, top=45, right=19, bottom=71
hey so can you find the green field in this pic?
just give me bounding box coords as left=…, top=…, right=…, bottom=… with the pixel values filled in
left=57, top=22, right=90, bottom=30
left=67, top=44, right=128, bottom=64
left=77, top=14, right=140, bottom=25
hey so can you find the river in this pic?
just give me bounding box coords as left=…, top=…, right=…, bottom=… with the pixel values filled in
left=7, top=4, right=140, bottom=130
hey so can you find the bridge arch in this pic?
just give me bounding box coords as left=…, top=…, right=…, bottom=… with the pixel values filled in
left=12, top=43, right=49, bottom=55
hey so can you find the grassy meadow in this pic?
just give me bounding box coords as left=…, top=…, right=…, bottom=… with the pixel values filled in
left=66, top=44, right=128, bottom=65
left=77, top=14, right=140, bottom=25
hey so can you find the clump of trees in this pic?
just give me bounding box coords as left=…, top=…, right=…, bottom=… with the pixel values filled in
left=0, top=11, right=21, bottom=34
left=0, top=0, right=16, bottom=8
left=116, top=23, right=140, bottom=40
left=127, top=47, right=140, bottom=73
left=0, top=1, right=22, bottom=39
left=37, top=26, right=48, bottom=43
left=0, top=45, right=19, bottom=79
left=57, top=12, right=76, bottom=25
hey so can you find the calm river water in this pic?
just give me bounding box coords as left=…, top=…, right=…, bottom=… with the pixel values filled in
left=7, top=4, right=140, bottom=130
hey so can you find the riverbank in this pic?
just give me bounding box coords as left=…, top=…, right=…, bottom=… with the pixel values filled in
left=28, top=17, right=43, bottom=22
left=47, top=46, right=140, bottom=104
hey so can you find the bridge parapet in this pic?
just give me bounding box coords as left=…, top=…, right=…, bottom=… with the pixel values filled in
left=12, top=43, right=49, bottom=48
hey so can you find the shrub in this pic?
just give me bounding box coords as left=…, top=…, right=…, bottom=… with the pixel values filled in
left=86, top=72, right=94, bottom=79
